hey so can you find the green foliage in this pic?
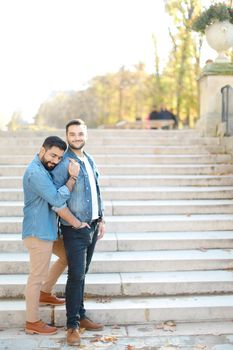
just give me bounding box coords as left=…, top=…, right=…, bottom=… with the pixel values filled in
left=34, top=0, right=203, bottom=129
left=163, top=0, right=202, bottom=127
left=192, top=2, right=233, bottom=33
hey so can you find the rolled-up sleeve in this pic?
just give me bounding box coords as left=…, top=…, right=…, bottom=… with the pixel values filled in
left=52, top=158, right=70, bottom=189
left=28, top=171, right=70, bottom=207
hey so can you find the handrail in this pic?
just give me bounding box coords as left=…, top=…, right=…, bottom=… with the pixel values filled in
left=221, top=85, right=233, bottom=136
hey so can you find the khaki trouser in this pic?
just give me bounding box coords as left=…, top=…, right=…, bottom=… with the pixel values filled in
left=24, top=236, right=67, bottom=322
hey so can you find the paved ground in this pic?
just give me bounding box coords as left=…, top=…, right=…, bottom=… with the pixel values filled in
left=1, top=321, right=233, bottom=350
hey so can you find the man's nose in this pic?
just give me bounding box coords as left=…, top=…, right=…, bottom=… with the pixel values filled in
left=54, top=157, right=61, bottom=164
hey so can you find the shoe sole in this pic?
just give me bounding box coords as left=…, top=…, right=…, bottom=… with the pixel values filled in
left=39, top=302, right=65, bottom=306
left=67, top=341, right=81, bottom=346
left=80, top=326, right=104, bottom=331
left=25, top=328, right=57, bottom=335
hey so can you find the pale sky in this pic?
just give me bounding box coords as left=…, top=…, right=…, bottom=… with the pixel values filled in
left=0, top=0, right=215, bottom=127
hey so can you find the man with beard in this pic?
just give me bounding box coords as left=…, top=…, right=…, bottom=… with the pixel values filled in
left=23, top=136, right=89, bottom=335
left=52, top=119, right=106, bottom=346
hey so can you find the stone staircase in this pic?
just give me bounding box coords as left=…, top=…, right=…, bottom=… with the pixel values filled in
left=1, top=129, right=233, bottom=327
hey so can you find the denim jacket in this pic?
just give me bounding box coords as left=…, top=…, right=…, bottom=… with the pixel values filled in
left=52, top=148, right=104, bottom=225
left=22, top=155, right=71, bottom=241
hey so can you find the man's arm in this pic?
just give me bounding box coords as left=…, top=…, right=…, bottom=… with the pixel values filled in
left=52, top=157, right=90, bottom=228
left=55, top=207, right=90, bottom=229
left=28, top=159, right=80, bottom=207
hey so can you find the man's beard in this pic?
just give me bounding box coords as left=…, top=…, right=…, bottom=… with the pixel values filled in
left=68, top=140, right=85, bottom=150
left=41, top=157, right=57, bottom=171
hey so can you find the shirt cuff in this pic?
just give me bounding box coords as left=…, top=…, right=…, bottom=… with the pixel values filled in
left=52, top=203, right=67, bottom=212
left=58, top=185, right=71, bottom=195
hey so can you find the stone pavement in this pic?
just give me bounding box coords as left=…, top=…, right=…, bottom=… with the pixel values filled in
left=1, top=321, right=233, bottom=350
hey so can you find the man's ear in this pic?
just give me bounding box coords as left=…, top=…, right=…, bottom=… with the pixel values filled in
left=39, top=146, right=46, bottom=158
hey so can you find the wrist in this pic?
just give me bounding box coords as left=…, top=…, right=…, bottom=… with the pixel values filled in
left=73, top=221, right=82, bottom=229
left=70, top=175, right=77, bottom=181
left=99, top=217, right=105, bottom=224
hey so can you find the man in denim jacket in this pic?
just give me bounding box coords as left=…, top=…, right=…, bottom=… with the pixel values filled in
left=23, top=136, right=89, bottom=336
left=52, top=119, right=105, bottom=346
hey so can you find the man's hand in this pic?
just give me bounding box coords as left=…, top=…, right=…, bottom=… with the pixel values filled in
left=74, top=221, right=90, bottom=229
left=68, top=158, right=80, bottom=178
left=98, top=221, right=106, bottom=240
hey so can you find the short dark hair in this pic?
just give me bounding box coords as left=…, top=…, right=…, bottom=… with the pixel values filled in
left=66, top=119, right=86, bottom=133
left=42, top=136, right=67, bottom=151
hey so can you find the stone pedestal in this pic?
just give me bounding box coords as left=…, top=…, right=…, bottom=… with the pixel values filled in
left=197, top=62, right=233, bottom=136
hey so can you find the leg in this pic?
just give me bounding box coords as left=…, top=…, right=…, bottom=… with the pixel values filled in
left=41, top=236, right=67, bottom=293
left=24, top=237, right=53, bottom=322
left=62, top=225, right=90, bottom=330
left=79, top=222, right=99, bottom=319
left=79, top=222, right=103, bottom=331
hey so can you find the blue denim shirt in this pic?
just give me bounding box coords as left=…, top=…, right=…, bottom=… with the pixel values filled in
left=52, top=148, right=104, bottom=225
left=22, top=155, right=71, bottom=241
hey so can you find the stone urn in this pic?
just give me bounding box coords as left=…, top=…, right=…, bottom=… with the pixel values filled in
left=205, top=20, right=233, bottom=62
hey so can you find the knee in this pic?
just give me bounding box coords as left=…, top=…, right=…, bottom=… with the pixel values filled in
left=57, top=255, right=68, bottom=268
left=68, top=268, right=85, bottom=282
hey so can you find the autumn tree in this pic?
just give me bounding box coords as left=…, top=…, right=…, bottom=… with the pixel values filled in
left=164, top=0, right=202, bottom=127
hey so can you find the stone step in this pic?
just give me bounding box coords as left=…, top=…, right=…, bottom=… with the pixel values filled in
left=1, top=186, right=233, bottom=201
left=1, top=294, right=233, bottom=326
left=2, top=199, right=233, bottom=217
left=0, top=145, right=226, bottom=155
left=0, top=163, right=232, bottom=176
left=2, top=231, right=233, bottom=252
left=0, top=129, right=201, bottom=137
left=1, top=322, right=233, bottom=349
left=100, top=174, right=233, bottom=187
left=1, top=270, right=233, bottom=298
left=109, top=199, right=233, bottom=215
left=0, top=154, right=231, bottom=165
left=0, top=135, right=220, bottom=147
left=1, top=214, right=233, bottom=233
left=3, top=174, right=233, bottom=188
left=0, top=248, right=232, bottom=274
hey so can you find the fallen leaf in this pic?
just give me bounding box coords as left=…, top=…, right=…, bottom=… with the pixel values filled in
left=194, top=345, right=207, bottom=349
left=156, top=320, right=176, bottom=332
left=95, top=297, right=112, bottom=303
left=198, top=248, right=208, bottom=252
left=90, top=337, right=101, bottom=343
left=100, top=335, right=118, bottom=343
left=90, top=335, right=117, bottom=343
left=112, top=324, right=121, bottom=329
left=126, top=345, right=135, bottom=350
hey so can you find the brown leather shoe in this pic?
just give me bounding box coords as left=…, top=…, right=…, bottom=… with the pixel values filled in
left=25, top=320, right=57, bottom=335
left=67, top=328, right=81, bottom=346
left=39, top=291, right=65, bottom=305
left=79, top=317, right=103, bottom=331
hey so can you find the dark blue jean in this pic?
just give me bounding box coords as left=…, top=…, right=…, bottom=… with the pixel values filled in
left=61, top=221, right=98, bottom=329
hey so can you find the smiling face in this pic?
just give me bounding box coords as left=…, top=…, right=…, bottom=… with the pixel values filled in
left=40, top=146, right=64, bottom=170
left=66, top=124, right=88, bottom=152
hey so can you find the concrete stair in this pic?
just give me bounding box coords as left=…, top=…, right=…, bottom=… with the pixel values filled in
left=0, top=154, right=231, bottom=165
left=1, top=129, right=233, bottom=327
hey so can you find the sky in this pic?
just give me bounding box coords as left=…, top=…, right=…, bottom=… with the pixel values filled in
left=0, top=0, right=215, bottom=127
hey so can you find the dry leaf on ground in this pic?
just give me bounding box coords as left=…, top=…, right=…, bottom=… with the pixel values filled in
left=194, top=345, right=207, bottom=349
left=112, top=324, right=121, bottom=329
left=156, top=320, right=176, bottom=332
left=126, top=345, right=135, bottom=350
left=198, top=248, right=208, bottom=252
left=90, top=335, right=118, bottom=343
left=95, top=297, right=112, bottom=303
